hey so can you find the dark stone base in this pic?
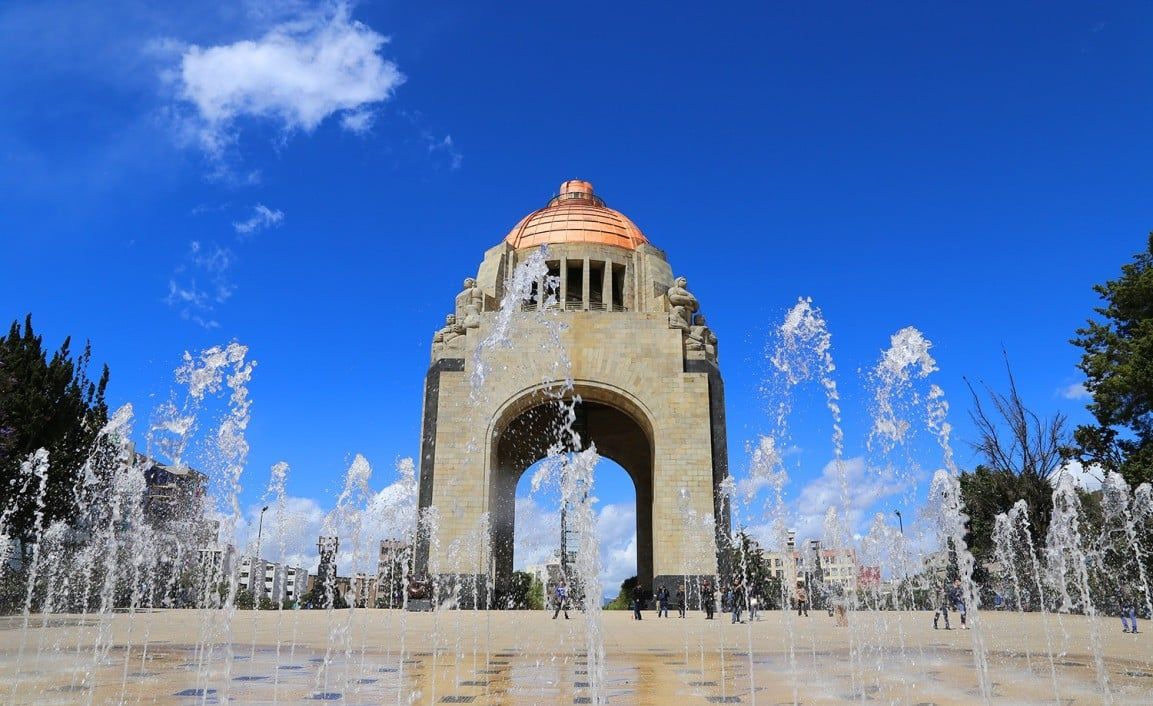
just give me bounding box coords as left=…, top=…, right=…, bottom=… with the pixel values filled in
left=429, top=574, right=491, bottom=610
left=406, top=599, right=433, bottom=612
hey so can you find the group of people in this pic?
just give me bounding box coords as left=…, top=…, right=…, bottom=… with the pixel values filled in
left=933, top=578, right=969, bottom=630
left=628, top=581, right=721, bottom=621
left=561, top=574, right=1143, bottom=636
left=630, top=584, right=689, bottom=619
left=625, top=577, right=849, bottom=627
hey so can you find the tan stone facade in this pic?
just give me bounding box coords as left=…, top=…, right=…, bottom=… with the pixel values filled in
left=415, top=181, right=729, bottom=604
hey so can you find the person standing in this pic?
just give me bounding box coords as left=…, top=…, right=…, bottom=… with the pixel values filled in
left=703, top=581, right=715, bottom=620
left=1120, top=587, right=1139, bottom=634
left=657, top=585, right=670, bottom=618
left=833, top=583, right=849, bottom=627
left=676, top=585, right=686, bottom=618
left=631, top=590, right=643, bottom=621
left=730, top=577, right=744, bottom=624
left=795, top=583, right=808, bottom=617
left=933, top=581, right=951, bottom=630
left=950, top=579, right=968, bottom=630
left=552, top=581, right=570, bottom=620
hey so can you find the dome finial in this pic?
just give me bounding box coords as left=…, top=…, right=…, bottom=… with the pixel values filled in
left=559, top=179, right=595, bottom=198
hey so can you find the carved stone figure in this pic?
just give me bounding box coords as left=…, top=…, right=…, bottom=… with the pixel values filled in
left=667, top=276, right=699, bottom=330
left=687, top=313, right=718, bottom=361
left=432, top=314, right=466, bottom=356
left=463, top=302, right=481, bottom=329
left=456, top=277, right=483, bottom=328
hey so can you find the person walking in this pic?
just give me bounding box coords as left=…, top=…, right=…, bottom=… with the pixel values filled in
left=676, top=585, right=686, bottom=618
left=703, top=581, right=715, bottom=620
left=795, top=583, right=808, bottom=617
left=1120, top=587, right=1139, bottom=634
left=730, top=577, right=745, bottom=624
left=933, top=582, right=951, bottom=630
left=552, top=581, right=570, bottom=620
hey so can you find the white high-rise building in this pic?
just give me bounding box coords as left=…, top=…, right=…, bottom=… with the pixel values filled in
left=284, top=567, right=307, bottom=603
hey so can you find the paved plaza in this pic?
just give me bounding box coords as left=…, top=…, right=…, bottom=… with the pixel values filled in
left=0, top=610, right=1148, bottom=704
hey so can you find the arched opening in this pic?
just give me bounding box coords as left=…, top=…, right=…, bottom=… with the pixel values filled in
left=489, top=392, right=655, bottom=597
left=512, top=458, right=638, bottom=602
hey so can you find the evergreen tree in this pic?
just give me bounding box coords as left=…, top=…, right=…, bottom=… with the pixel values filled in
left=0, top=315, right=109, bottom=547
left=1071, top=233, right=1153, bottom=488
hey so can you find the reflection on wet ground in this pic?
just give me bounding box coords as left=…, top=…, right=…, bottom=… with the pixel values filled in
left=1, top=610, right=1150, bottom=704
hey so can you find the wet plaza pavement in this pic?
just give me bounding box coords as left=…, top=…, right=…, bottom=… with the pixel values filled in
left=1, top=610, right=1149, bottom=704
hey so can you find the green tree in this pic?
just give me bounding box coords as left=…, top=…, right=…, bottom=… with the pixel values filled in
left=504, top=570, right=535, bottom=609
left=0, top=315, right=109, bottom=548
left=605, top=576, right=638, bottom=610
left=1071, top=233, right=1153, bottom=488
left=723, top=530, right=779, bottom=604
left=528, top=576, right=544, bottom=610
left=235, top=588, right=255, bottom=610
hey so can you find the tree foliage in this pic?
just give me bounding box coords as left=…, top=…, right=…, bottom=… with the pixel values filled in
left=723, top=530, right=782, bottom=607
left=0, top=315, right=109, bottom=545
left=502, top=570, right=537, bottom=609
left=605, top=575, right=638, bottom=610
left=1071, top=233, right=1153, bottom=488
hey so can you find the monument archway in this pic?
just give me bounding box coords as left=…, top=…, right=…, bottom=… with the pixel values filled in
left=414, top=179, right=730, bottom=607
left=488, top=384, right=656, bottom=592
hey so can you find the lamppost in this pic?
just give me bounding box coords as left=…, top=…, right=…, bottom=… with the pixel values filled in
left=894, top=509, right=909, bottom=609
left=255, top=505, right=269, bottom=561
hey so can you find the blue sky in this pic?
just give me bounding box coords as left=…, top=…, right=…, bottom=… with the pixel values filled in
left=2, top=1, right=1150, bottom=592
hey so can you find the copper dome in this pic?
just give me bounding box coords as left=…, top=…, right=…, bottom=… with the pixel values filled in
left=504, top=180, right=650, bottom=250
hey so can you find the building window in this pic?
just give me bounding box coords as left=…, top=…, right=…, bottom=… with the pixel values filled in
left=612, top=264, right=626, bottom=311
left=565, top=262, right=583, bottom=309
left=588, top=261, right=605, bottom=309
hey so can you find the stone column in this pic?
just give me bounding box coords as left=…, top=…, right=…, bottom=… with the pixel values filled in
left=559, top=257, right=568, bottom=310
left=582, top=257, right=590, bottom=311
left=605, top=261, right=614, bottom=311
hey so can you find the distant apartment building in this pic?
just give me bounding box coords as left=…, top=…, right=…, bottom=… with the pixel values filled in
left=195, top=544, right=237, bottom=605
left=198, top=544, right=237, bottom=578
left=126, top=446, right=209, bottom=528
left=239, top=556, right=276, bottom=600
left=763, top=531, right=861, bottom=599
left=352, top=572, right=378, bottom=608
left=523, top=554, right=565, bottom=599
left=284, top=566, right=308, bottom=604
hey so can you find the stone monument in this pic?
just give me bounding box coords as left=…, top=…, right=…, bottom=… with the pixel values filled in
left=415, top=179, right=730, bottom=606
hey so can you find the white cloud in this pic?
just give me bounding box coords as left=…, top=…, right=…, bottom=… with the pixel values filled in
left=1059, top=382, right=1090, bottom=400
left=1053, top=459, right=1103, bottom=492
left=340, top=108, right=375, bottom=134
left=596, top=502, right=637, bottom=596
left=512, top=494, right=638, bottom=598
left=232, top=457, right=418, bottom=575
left=165, top=240, right=235, bottom=329
left=513, top=495, right=561, bottom=568
left=791, top=456, right=913, bottom=543
left=233, top=203, right=284, bottom=235
left=174, top=2, right=404, bottom=154
left=426, top=133, right=462, bottom=171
